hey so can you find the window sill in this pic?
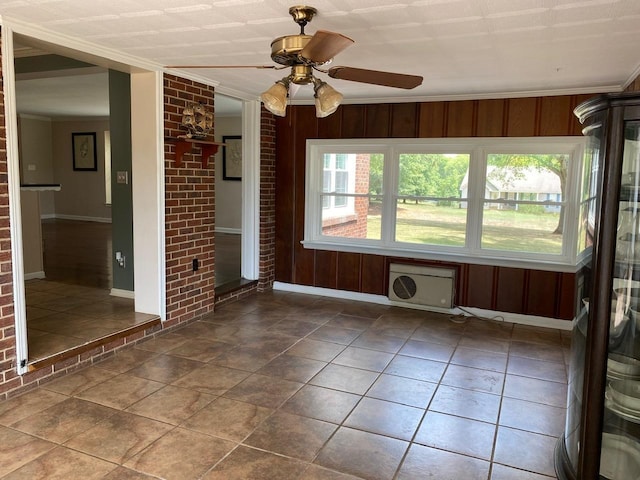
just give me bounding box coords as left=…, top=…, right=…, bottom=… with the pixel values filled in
left=301, top=239, right=582, bottom=273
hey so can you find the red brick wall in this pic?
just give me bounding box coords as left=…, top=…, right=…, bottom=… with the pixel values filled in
left=0, top=30, right=19, bottom=397
left=259, top=107, right=276, bottom=291
left=163, top=74, right=216, bottom=326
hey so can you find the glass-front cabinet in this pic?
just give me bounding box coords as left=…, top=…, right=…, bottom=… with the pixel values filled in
left=556, top=93, right=640, bottom=479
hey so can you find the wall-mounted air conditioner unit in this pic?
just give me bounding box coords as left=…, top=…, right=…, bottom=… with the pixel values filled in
left=388, top=263, right=455, bottom=310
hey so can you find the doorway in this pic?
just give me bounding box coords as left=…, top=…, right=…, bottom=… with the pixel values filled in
left=11, top=35, right=155, bottom=365
left=213, top=94, right=243, bottom=290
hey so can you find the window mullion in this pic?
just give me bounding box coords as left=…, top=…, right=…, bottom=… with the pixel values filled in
left=465, top=147, right=486, bottom=252
left=381, top=147, right=396, bottom=246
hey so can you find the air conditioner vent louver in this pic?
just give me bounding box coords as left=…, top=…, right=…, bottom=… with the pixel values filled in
left=388, top=263, right=455, bottom=310
left=392, top=275, right=417, bottom=300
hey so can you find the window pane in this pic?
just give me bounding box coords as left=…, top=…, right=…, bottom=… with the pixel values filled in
left=321, top=153, right=383, bottom=240
left=399, top=153, right=469, bottom=200
left=485, top=154, right=567, bottom=203
left=481, top=202, right=562, bottom=254
left=395, top=153, right=469, bottom=246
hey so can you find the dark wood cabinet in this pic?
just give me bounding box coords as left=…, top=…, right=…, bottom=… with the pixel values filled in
left=555, top=92, right=640, bottom=479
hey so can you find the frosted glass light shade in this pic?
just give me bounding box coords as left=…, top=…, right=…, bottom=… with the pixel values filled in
left=315, top=82, right=343, bottom=118
left=260, top=82, right=288, bottom=117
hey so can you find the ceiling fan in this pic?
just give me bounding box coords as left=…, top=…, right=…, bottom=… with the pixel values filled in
left=166, top=5, right=423, bottom=118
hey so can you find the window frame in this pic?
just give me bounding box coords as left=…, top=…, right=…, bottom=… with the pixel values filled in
left=304, top=137, right=587, bottom=271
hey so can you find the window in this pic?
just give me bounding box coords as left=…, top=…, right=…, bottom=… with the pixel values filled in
left=304, top=137, right=586, bottom=268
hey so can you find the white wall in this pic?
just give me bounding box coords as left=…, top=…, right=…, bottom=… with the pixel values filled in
left=51, top=119, right=112, bottom=222
left=18, top=115, right=56, bottom=216
left=214, top=115, right=242, bottom=232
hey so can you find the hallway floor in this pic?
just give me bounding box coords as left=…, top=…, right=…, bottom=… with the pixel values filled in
left=1, top=291, right=568, bottom=479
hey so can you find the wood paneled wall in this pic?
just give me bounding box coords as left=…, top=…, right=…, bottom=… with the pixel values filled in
left=274, top=95, right=595, bottom=320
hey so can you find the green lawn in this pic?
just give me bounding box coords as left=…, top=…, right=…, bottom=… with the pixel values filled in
left=366, top=202, right=562, bottom=253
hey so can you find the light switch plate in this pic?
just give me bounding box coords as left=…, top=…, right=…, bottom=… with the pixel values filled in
left=116, top=171, right=128, bottom=184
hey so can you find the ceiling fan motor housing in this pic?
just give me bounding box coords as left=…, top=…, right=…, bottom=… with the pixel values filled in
left=270, top=35, right=312, bottom=66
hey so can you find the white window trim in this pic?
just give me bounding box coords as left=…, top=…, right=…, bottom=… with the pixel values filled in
left=303, top=137, right=587, bottom=273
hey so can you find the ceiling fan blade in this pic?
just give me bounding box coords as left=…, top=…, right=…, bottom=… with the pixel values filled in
left=300, top=30, right=354, bottom=63
left=165, top=65, right=276, bottom=69
left=328, top=66, right=423, bottom=89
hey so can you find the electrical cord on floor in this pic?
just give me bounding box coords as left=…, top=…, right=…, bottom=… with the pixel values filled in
left=450, top=304, right=506, bottom=325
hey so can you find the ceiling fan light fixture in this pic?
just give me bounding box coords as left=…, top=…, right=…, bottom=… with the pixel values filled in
left=314, top=80, right=343, bottom=118
left=260, top=79, right=289, bottom=117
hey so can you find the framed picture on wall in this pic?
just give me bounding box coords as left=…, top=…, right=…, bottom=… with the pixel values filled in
left=223, top=135, right=242, bottom=181
left=72, top=132, right=97, bottom=171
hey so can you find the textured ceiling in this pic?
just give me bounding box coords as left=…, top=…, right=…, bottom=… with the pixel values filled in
left=3, top=0, right=640, bottom=111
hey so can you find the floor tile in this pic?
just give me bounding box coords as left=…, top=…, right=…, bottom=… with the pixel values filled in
left=127, top=354, right=204, bottom=383
left=2, top=446, right=117, bottom=480
left=490, top=463, right=557, bottom=479
left=399, top=338, right=454, bottom=362
left=125, top=385, right=215, bottom=424
left=0, top=389, right=68, bottom=426
left=165, top=338, right=234, bottom=362
left=301, top=464, right=363, bottom=480
left=440, top=364, right=505, bottom=394
left=503, top=374, right=567, bottom=407
left=281, top=384, right=361, bottom=424
left=499, top=397, right=566, bottom=437
left=396, top=443, right=490, bottom=480
left=384, top=355, right=447, bottom=383
left=256, top=354, right=327, bottom=383
left=307, top=325, right=362, bottom=345
left=95, top=348, right=159, bottom=374
left=327, top=314, right=378, bottom=331
left=350, top=330, right=407, bottom=353
left=430, top=385, right=501, bottom=424
left=344, top=397, right=424, bottom=440
left=411, top=323, right=464, bottom=347
left=332, top=346, right=394, bottom=372
left=42, top=367, right=117, bottom=396
left=124, top=427, right=236, bottom=480
left=10, top=397, right=117, bottom=443
left=224, top=373, right=303, bottom=408
left=202, top=445, right=307, bottom=480
left=135, top=333, right=190, bottom=353
left=0, top=426, right=56, bottom=477
left=506, top=355, right=567, bottom=383
left=509, top=340, right=565, bottom=363
left=244, top=411, right=336, bottom=461
left=459, top=335, right=510, bottom=354
left=415, top=411, right=496, bottom=460
left=366, top=373, right=437, bottom=408
left=309, top=363, right=379, bottom=395
left=451, top=346, right=508, bottom=372
left=77, top=373, right=165, bottom=410
left=285, top=338, right=346, bottom=361
left=64, top=410, right=173, bottom=463
left=171, top=363, right=250, bottom=395
left=103, top=466, right=161, bottom=479
left=314, top=427, right=409, bottom=480
left=211, top=345, right=279, bottom=371
left=493, top=426, right=557, bottom=477
left=181, top=397, right=273, bottom=441
left=267, top=318, right=321, bottom=337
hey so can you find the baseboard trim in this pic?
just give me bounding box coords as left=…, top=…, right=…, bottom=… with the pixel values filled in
left=110, top=288, right=135, bottom=299
left=215, top=227, right=241, bottom=235
left=272, top=281, right=573, bottom=331
left=24, top=271, right=45, bottom=280
left=42, top=214, right=112, bottom=223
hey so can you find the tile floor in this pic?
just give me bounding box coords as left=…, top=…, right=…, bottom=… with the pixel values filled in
left=26, top=279, right=158, bottom=362
left=0, top=290, right=569, bottom=479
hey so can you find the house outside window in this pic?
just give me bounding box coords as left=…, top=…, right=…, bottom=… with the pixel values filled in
left=304, top=137, right=587, bottom=269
